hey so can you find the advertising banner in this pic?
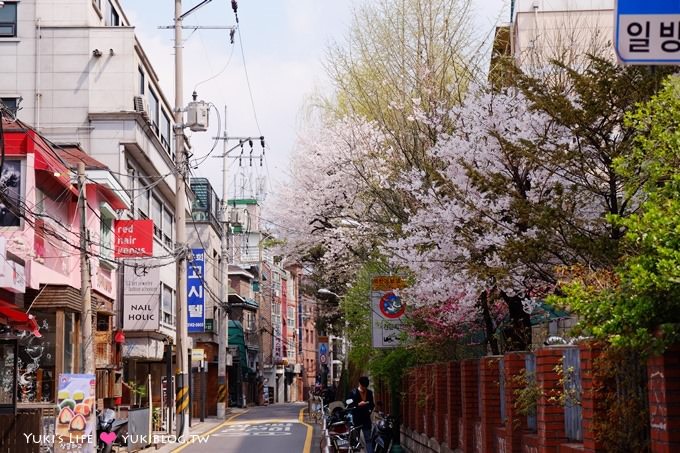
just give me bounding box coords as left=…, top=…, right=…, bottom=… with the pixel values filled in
left=370, top=275, right=407, bottom=348
left=54, top=374, right=96, bottom=453
left=123, top=263, right=160, bottom=331
left=114, top=219, right=153, bottom=257
left=187, top=249, right=205, bottom=332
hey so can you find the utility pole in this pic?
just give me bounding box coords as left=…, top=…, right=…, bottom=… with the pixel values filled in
left=173, top=0, right=189, bottom=437
left=217, top=107, right=229, bottom=419
left=165, top=0, right=237, bottom=426
left=78, top=162, right=94, bottom=375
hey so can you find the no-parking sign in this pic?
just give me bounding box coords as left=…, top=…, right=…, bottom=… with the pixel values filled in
left=370, top=275, right=407, bottom=348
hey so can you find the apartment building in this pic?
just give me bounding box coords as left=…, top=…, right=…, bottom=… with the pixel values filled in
left=0, top=0, right=188, bottom=430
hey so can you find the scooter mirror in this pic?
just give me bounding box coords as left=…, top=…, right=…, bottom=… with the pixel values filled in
left=345, top=399, right=353, bottom=405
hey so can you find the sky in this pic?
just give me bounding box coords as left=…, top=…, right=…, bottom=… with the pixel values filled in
left=119, top=0, right=509, bottom=200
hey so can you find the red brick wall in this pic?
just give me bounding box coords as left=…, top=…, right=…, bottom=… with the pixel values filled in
left=461, top=359, right=480, bottom=453
left=579, top=343, right=604, bottom=453
left=648, top=345, right=680, bottom=453
left=501, top=352, right=528, bottom=453
left=447, top=361, right=462, bottom=449
left=480, top=356, right=502, bottom=453
left=434, top=363, right=448, bottom=442
left=536, top=347, right=568, bottom=453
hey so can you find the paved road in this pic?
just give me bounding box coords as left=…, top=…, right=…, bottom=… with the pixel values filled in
left=176, top=404, right=313, bottom=453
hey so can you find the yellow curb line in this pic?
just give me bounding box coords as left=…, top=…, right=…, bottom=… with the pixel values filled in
left=172, top=410, right=249, bottom=452
left=299, top=407, right=313, bottom=453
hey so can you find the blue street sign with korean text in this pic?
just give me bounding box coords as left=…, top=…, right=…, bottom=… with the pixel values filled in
left=187, top=248, right=205, bottom=332
left=616, top=0, right=680, bottom=64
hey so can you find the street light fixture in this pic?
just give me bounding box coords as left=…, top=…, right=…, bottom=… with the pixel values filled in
left=317, top=288, right=339, bottom=298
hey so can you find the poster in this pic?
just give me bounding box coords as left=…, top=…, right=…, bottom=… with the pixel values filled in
left=54, top=374, right=96, bottom=453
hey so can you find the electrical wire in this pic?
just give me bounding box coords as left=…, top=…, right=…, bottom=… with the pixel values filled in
left=237, top=26, right=263, bottom=136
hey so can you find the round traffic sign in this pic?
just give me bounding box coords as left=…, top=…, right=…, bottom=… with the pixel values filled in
left=379, top=292, right=405, bottom=319
left=320, top=354, right=327, bottom=364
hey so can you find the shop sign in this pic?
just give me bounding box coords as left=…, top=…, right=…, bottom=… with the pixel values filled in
left=114, top=220, right=153, bottom=258
left=123, top=263, right=160, bottom=331
left=187, top=249, right=205, bottom=332
left=54, top=373, right=96, bottom=453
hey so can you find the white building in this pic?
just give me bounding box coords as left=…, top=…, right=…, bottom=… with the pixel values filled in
left=511, top=0, right=615, bottom=67
left=0, top=0, right=186, bottom=420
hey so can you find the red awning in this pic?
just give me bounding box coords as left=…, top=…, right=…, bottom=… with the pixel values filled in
left=34, top=142, right=78, bottom=197
left=0, top=301, right=41, bottom=338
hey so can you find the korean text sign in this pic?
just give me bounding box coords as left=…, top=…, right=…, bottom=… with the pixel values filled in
left=616, top=0, right=680, bottom=64
left=187, top=249, right=205, bottom=332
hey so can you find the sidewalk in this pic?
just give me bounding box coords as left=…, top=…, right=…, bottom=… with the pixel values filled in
left=137, top=409, right=248, bottom=453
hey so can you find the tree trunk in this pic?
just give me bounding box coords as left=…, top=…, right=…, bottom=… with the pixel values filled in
left=479, top=291, right=500, bottom=355
left=502, top=292, right=532, bottom=351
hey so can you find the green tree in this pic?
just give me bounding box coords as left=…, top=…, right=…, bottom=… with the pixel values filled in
left=552, top=75, right=680, bottom=353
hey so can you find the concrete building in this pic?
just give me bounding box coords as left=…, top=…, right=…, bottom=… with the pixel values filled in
left=507, top=0, right=615, bottom=69
left=0, top=0, right=187, bottom=430
left=0, top=117, right=128, bottom=410
left=187, top=177, right=227, bottom=418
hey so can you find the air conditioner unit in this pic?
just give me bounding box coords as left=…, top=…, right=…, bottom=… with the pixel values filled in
left=294, top=364, right=301, bottom=373
left=229, top=209, right=242, bottom=226
left=133, top=95, right=149, bottom=119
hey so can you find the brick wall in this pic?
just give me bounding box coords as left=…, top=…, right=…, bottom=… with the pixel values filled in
left=480, top=356, right=502, bottom=453
left=460, top=359, right=480, bottom=452
left=399, top=343, right=680, bottom=453
left=447, top=361, right=461, bottom=449
left=648, top=345, right=680, bottom=453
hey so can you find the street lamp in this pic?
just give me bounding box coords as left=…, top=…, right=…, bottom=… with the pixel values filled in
left=317, top=288, right=339, bottom=299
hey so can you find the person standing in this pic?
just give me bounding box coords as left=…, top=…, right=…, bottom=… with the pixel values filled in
left=347, top=376, right=375, bottom=453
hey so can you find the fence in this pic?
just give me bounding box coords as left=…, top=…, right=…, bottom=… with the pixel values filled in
left=399, top=343, right=680, bottom=453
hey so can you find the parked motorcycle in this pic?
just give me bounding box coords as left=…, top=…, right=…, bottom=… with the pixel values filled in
left=372, top=412, right=396, bottom=453
left=96, top=408, right=128, bottom=453
left=323, top=399, right=363, bottom=453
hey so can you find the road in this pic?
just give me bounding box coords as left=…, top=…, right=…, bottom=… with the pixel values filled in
left=176, top=404, right=314, bottom=453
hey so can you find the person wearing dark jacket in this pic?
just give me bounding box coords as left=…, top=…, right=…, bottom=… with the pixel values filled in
left=346, top=376, right=375, bottom=453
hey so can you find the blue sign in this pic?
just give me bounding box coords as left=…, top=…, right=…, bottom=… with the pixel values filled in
left=616, top=0, right=680, bottom=64
left=187, top=248, right=205, bottom=332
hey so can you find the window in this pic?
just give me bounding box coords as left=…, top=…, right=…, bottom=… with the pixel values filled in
left=161, top=111, right=171, bottom=152
left=162, top=284, right=174, bottom=326
left=138, top=67, right=145, bottom=95
left=0, top=160, right=22, bottom=227
left=162, top=207, right=173, bottom=248
left=96, top=314, right=110, bottom=332
left=100, top=214, right=113, bottom=261
left=137, top=180, right=149, bottom=218
left=213, top=251, right=220, bottom=279
left=64, top=313, right=75, bottom=374
left=287, top=306, right=295, bottom=329
left=151, top=196, right=162, bottom=238
left=0, top=340, right=17, bottom=410
left=0, top=97, right=18, bottom=116
left=106, top=1, right=120, bottom=26
left=0, top=2, right=17, bottom=38
left=148, top=88, right=159, bottom=133
left=287, top=339, right=295, bottom=359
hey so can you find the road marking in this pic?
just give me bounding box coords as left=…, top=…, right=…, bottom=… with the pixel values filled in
left=213, top=422, right=295, bottom=437
left=172, top=409, right=248, bottom=452
left=299, top=407, right=313, bottom=453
